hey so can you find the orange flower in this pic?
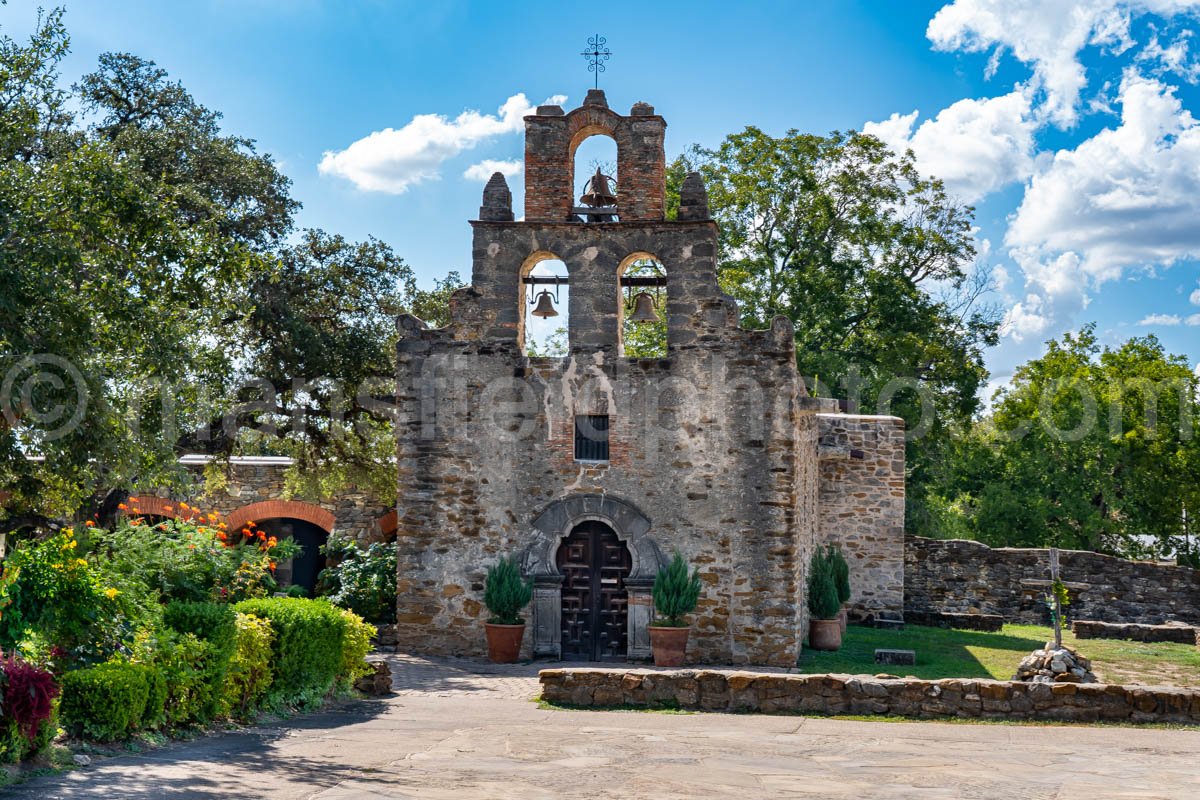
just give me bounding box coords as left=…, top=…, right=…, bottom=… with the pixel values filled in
left=85, top=520, right=95, bottom=527
left=242, top=527, right=251, bottom=536
left=268, top=562, right=277, bottom=570
left=163, top=505, right=173, bottom=512
left=117, top=503, right=128, bottom=511
left=267, top=536, right=278, bottom=547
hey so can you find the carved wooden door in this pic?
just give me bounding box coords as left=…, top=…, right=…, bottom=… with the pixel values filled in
left=556, top=521, right=631, bottom=661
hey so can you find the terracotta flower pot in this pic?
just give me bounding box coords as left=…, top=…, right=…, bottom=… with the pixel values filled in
left=809, top=618, right=843, bottom=651
left=648, top=626, right=690, bottom=667
left=484, top=623, right=525, bottom=663
left=838, top=605, right=848, bottom=633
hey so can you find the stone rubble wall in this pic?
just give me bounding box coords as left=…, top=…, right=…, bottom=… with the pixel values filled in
left=539, top=668, right=1200, bottom=724
left=817, top=415, right=906, bottom=619
left=905, top=536, right=1200, bottom=626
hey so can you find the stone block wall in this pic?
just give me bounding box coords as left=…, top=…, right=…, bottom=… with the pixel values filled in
left=539, top=668, right=1200, bottom=724
left=394, top=217, right=823, bottom=667
left=817, top=414, right=906, bottom=619
left=905, top=536, right=1200, bottom=626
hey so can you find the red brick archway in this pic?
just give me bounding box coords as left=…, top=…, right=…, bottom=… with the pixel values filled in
left=126, top=496, right=184, bottom=519
left=226, top=500, right=335, bottom=534
left=376, top=509, right=397, bottom=540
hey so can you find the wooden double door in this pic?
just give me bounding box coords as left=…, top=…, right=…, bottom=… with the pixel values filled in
left=556, top=521, right=632, bottom=661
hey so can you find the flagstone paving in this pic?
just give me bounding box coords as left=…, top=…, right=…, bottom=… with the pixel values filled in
left=8, top=653, right=1199, bottom=799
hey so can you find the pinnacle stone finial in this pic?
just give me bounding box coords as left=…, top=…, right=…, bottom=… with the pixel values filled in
left=479, top=172, right=514, bottom=221
left=676, top=171, right=710, bottom=221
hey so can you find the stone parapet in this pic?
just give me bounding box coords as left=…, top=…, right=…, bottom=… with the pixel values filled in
left=1073, top=620, right=1199, bottom=644
left=539, top=668, right=1200, bottom=724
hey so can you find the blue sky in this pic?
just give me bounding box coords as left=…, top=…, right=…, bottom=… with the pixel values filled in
left=5, top=0, right=1200, bottom=392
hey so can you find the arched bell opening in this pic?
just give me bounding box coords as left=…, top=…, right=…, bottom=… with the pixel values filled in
left=519, top=252, right=569, bottom=357
left=570, top=129, right=618, bottom=223
left=616, top=253, right=667, bottom=358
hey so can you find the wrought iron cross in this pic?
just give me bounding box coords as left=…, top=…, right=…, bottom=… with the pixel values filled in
left=581, top=34, right=611, bottom=89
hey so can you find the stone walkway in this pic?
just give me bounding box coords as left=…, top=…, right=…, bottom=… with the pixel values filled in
left=8, top=654, right=1199, bottom=799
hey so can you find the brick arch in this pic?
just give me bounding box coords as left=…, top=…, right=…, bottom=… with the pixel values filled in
left=376, top=509, right=398, bottom=540
left=518, top=250, right=567, bottom=353
left=226, top=500, right=335, bottom=534
left=126, top=495, right=182, bottom=519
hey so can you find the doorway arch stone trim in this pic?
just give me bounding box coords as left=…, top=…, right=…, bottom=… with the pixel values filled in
left=521, top=493, right=664, bottom=660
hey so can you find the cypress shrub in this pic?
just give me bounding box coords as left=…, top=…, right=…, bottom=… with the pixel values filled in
left=483, top=557, right=532, bottom=625
left=807, top=549, right=841, bottom=620
left=652, top=552, right=702, bottom=627
left=826, top=545, right=851, bottom=605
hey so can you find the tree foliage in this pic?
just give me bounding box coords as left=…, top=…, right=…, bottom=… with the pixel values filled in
left=677, top=128, right=1001, bottom=532
left=928, top=326, right=1200, bottom=558
left=0, top=8, right=458, bottom=531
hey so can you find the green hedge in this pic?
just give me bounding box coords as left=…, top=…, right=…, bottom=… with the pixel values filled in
left=233, top=598, right=361, bottom=707
left=59, top=662, right=157, bottom=741
left=222, top=612, right=275, bottom=719
left=163, top=600, right=238, bottom=722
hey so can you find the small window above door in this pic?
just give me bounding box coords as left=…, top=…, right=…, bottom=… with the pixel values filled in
left=574, top=415, right=610, bottom=462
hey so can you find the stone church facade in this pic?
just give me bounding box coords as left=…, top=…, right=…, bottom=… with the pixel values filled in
left=392, top=90, right=904, bottom=667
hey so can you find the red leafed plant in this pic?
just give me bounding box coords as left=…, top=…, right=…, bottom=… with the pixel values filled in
left=2, top=655, right=60, bottom=740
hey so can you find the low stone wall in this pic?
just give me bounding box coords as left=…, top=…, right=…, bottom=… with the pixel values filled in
left=539, top=668, right=1200, bottom=724
left=904, top=611, right=1004, bottom=632
left=1073, top=620, right=1199, bottom=644
left=905, top=536, right=1200, bottom=626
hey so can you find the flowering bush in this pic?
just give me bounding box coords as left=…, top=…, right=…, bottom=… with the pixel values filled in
left=317, top=534, right=396, bottom=623
left=92, top=508, right=300, bottom=604
left=0, top=530, right=135, bottom=668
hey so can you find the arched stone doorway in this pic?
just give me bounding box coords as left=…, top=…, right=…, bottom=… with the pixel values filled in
left=556, top=520, right=632, bottom=661
left=521, top=493, right=665, bottom=660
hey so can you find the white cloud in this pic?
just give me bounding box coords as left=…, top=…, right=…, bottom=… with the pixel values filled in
left=1190, top=285, right=1200, bottom=304
left=1138, top=312, right=1184, bottom=324
left=863, top=88, right=1036, bottom=202
left=1001, top=251, right=1091, bottom=341
left=319, top=93, right=563, bottom=194
left=1138, top=28, right=1200, bottom=81
left=926, top=0, right=1200, bottom=127
left=1187, top=312, right=1200, bottom=324
left=463, top=159, right=522, bottom=181
left=1006, top=72, right=1200, bottom=283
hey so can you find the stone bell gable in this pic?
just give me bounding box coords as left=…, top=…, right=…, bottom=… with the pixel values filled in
left=393, top=89, right=905, bottom=667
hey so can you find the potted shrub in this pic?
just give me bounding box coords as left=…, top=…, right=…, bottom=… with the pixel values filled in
left=827, top=544, right=851, bottom=632
left=807, top=548, right=843, bottom=651
left=482, top=556, right=532, bottom=663
left=649, top=551, right=702, bottom=667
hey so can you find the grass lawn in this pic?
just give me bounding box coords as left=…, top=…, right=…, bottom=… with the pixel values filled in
left=796, top=623, right=1200, bottom=687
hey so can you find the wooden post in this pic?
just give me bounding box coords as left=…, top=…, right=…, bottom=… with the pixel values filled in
left=1048, top=547, right=1062, bottom=649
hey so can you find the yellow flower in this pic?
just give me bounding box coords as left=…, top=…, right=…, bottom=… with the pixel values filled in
left=104, top=587, right=120, bottom=600
left=60, top=538, right=76, bottom=551
left=75, top=558, right=88, bottom=567
left=51, top=562, right=63, bottom=570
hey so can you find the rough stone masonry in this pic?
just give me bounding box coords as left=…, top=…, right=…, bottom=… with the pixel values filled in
left=393, top=89, right=904, bottom=666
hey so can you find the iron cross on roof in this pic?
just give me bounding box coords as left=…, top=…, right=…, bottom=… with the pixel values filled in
left=581, top=34, right=611, bottom=89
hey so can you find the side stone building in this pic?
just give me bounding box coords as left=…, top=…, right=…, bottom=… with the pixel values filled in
left=392, top=90, right=904, bottom=667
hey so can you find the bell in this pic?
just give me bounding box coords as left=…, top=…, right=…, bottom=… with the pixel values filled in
left=628, top=291, right=660, bottom=323
left=530, top=289, right=559, bottom=318
left=579, top=167, right=618, bottom=208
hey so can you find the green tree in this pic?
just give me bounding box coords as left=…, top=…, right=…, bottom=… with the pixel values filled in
left=933, top=326, right=1200, bottom=557
left=0, top=9, right=459, bottom=532
left=677, top=128, right=1001, bottom=531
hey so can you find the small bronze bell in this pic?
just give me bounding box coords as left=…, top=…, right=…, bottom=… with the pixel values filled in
left=579, top=167, right=618, bottom=208
left=530, top=289, right=559, bottom=318
left=628, top=291, right=660, bottom=323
